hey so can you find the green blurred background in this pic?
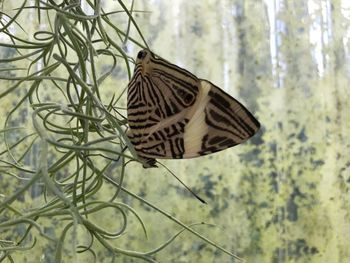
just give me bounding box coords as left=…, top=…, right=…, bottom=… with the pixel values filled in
left=1, top=0, right=350, bottom=262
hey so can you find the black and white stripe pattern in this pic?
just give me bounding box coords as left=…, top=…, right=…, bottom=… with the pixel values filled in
left=127, top=49, right=260, bottom=167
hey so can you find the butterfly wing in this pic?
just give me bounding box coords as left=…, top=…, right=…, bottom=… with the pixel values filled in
left=183, top=80, right=260, bottom=157
left=127, top=50, right=260, bottom=166
left=127, top=50, right=200, bottom=164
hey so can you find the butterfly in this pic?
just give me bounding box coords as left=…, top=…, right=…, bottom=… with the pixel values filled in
left=127, top=49, right=260, bottom=168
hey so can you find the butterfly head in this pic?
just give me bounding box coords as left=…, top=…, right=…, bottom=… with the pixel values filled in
left=134, top=49, right=153, bottom=75
left=136, top=49, right=151, bottom=64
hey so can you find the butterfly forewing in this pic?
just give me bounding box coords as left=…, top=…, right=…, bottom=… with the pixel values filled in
left=127, top=49, right=260, bottom=167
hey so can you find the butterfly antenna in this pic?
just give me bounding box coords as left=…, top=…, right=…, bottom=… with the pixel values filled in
left=157, top=162, right=207, bottom=204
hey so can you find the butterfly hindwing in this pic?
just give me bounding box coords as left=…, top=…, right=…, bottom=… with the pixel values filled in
left=127, top=49, right=260, bottom=167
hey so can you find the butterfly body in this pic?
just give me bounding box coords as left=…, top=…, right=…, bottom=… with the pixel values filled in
left=127, top=50, right=260, bottom=167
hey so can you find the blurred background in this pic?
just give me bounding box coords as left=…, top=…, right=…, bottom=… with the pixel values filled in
left=1, top=0, right=350, bottom=262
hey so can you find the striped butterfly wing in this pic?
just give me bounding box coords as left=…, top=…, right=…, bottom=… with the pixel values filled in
left=127, top=49, right=260, bottom=167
